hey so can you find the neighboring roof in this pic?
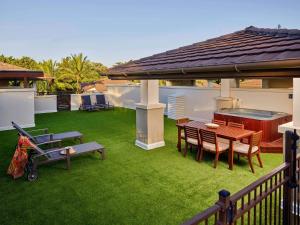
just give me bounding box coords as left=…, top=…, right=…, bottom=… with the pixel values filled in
left=108, top=26, right=300, bottom=80
left=0, top=62, right=44, bottom=79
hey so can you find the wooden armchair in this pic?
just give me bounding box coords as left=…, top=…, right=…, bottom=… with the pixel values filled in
left=212, top=119, right=226, bottom=126
left=227, top=121, right=247, bottom=145
left=233, top=131, right=263, bottom=173
left=213, top=119, right=228, bottom=144
left=183, top=126, right=201, bottom=161
left=177, top=118, right=190, bottom=140
left=227, top=122, right=244, bottom=129
left=199, top=129, right=229, bottom=168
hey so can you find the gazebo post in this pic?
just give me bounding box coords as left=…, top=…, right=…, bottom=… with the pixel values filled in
left=23, top=77, right=29, bottom=88
left=220, top=79, right=231, bottom=97
left=293, top=78, right=300, bottom=127
left=135, top=80, right=166, bottom=150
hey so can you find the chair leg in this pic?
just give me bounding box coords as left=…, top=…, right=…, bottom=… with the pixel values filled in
left=199, top=148, right=204, bottom=161
left=248, top=156, right=255, bottom=173
left=98, top=149, right=105, bottom=160
left=66, top=156, right=71, bottom=170
left=256, top=153, right=263, bottom=168
left=214, top=153, right=219, bottom=168
left=237, top=154, right=240, bottom=162
left=183, top=142, right=188, bottom=157
left=196, top=146, right=201, bottom=161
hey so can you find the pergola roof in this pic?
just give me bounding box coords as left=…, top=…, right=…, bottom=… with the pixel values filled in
left=0, top=62, right=44, bottom=79
left=108, top=26, right=300, bottom=80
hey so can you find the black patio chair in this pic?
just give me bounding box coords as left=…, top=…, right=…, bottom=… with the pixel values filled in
left=80, top=95, right=103, bottom=111
left=95, top=94, right=114, bottom=110
left=26, top=141, right=105, bottom=181
left=12, top=121, right=83, bottom=146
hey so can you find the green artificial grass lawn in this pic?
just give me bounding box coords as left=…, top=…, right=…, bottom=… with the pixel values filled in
left=0, top=108, right=283, bottom=225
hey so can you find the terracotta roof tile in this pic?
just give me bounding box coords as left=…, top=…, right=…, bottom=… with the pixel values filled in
left=0, top=62, right=30, bottom=71
left=109, top=26, right=300, bottom=74
left=0, top=62, right=44, bottom=79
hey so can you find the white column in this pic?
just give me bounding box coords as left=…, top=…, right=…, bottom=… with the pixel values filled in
left=140, top=80, right=159, bottom=105
left=220, top=79, right=231, bottom=97
left=32, top=81, right=37, bottom=96
left=293, top=78, right=300, bottom=127
left=135, top=80, right=165, bottom=150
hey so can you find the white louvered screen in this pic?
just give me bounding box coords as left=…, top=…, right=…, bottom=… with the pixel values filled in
left=167, top=94, right=185, bottom=120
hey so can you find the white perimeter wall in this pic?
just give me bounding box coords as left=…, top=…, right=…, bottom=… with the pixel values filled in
left=231, top=88, right=293, bottom=114
left=106, top=85, right=293, bottom=122
left=0, top=88, right=35, bottom=131
left=34, top=95, right=57, bottom=114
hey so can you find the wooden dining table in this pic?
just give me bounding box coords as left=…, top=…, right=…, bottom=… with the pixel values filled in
left=176, top=121, right=254, bottom=170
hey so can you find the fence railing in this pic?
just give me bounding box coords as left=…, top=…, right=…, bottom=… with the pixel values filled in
left=182, top=130, right=299, bottom=225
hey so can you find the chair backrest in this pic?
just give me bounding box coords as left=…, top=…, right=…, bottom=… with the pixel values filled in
left=250, top=131, right=263, bottom=149
left=212, top=119, right=226, bottom=126
left=28, top=140, right=50, bottom=159
left=11, top=121, right=36, bottom=143
left=176, top=118, right=189, bottom=125
left=96, top=94, right=106, bottom=105
left=200, top=129, right=217, bottom=145
left=228, top=121, right=244, bottom=129
left=81, top=95, right=92, bottom=106
left=184, top=126, right=200, bottom=144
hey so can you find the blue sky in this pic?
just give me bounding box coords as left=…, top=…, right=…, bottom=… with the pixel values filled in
left=1, top=0, right=299, bottom=67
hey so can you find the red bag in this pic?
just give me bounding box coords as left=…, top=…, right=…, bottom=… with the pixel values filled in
left=7, top=136, right=34, bottom=179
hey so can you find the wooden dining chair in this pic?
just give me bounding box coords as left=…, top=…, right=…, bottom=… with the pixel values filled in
left=227, top=121, right=244, bottom=129
left=212, top=119, right=226, bottom=126
left=227, top=121, right=247, bottom=145
left=213, top=119, right=230, bottom=144
left=199, top=129, right=229, bottom=168
left=177, top=118, right=190, bottom=140
left=233, top=131, right=263, bottom=173
left=184, top=126, right=201, bottom=161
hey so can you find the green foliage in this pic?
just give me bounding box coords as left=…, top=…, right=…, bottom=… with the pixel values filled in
left=0, top=54, right=108, bottom=93
left=212, top=79, right=221, bottom=85
left=0, top=54, right=39, bottom=70
left=56, top=54, right=103, bottom=93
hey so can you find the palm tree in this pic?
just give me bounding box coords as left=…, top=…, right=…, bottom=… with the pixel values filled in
left=40, top=59, right=57, bottom=78
left=58, top=53, right=89, bottom=93
left=39, top=59, right=57, bottom=93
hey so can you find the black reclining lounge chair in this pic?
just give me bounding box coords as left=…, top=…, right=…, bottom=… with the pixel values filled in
left=95, top=94, right=114, bottom=110
left=26, top=141, right=105, bottom=181
left=80, top=95, right=103, bottom=111
left=12, top=121, right=83, bottom=146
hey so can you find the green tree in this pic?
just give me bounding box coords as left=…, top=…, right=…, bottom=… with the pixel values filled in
left=0, top=54, right=107, bottom=93
left=57, top=53, right=100, bottom=93
left=0, top=55, right=39, bottom=70
left=38, top=59, right=57, bottom=93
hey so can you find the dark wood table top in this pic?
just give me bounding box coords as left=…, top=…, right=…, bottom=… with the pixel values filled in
left=177, top=121, right=254, bottom=141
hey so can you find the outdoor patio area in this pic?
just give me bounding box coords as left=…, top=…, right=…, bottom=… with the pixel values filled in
left=0, top=108, right=283, bottom=225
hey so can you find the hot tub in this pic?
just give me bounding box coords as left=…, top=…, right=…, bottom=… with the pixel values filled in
left=214, top=108, right=292, bottom=143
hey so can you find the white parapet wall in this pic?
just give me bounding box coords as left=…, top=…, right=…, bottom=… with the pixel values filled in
left=34, top=95, right=57, bottom=114
left=106, top=84, right=293, bottom=121
left=0, top=88, right=35, bottom=131
left=106, top=84, right=140, bottom=110
left=160, top=86, right=220, bottom=122
left=71, top=94, right=82, bottom=111
left=231, top=88, right=293, bottom=114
